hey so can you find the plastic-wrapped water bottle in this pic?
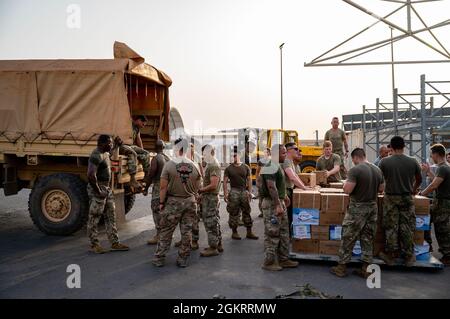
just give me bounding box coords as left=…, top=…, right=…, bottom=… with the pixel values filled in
left=270, top=215, right=278, bottom=225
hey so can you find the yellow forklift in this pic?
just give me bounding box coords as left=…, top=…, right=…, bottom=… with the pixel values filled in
left=235, top=128, right=322, bottom=181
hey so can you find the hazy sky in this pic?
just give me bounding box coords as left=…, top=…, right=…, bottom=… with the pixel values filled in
left=1, top=0, right=449, bottom=139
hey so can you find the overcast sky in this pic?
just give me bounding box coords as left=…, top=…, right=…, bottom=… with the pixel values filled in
left=1, top=0, right=449, bottom=139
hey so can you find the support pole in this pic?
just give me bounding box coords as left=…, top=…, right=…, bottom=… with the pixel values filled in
left=420, top=74, right=427, bottom=188
left=393, top=88, right=399, bottom=135
left=376, top=98, right=380, bottom=151
left=362, top=105, right=366, bottom=152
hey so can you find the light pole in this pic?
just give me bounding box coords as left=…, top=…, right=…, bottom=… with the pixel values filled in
left=279, top=42, right=285, bottom=130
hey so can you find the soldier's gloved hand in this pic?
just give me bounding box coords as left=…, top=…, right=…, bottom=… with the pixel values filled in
left=223, top=193, right=228, bottom=203
left=114, top=136, right=123, bottom=147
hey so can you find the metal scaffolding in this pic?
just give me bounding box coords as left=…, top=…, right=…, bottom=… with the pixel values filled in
left=305, top=0, right=450, bottom=67
left=343, top=75, right=450, bottom=162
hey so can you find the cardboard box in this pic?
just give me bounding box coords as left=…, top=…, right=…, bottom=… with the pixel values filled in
left=416, top=215, right=431, bottom=231
left=329, top=182, right=344, bottom=189
left=320, top=211, right=345, bottom=225
left=329, top=225, right=342, bottom=240
left=319, top=240, right=341, bottom=255
left=321, top=193, right=349, bottom=213
left=319, top=188, right=344, bottom=194
left=414, top=195, right=430, bottom=215
left=293, top=208, right=319, bottom=226
left=298, top=173, right=317, bottom=187
left=293, top=225, right=311, bottom=240
left=314, top=170, right=328, bottom=185
left=291, top=239, right=320, bottom=254
left=414, top=230, right=425, bottom=245
left=292, top=190, right=321, bottom=209
left=311, top=225, right=329, bottom=240
left=414, top=242, right=430, bottom=261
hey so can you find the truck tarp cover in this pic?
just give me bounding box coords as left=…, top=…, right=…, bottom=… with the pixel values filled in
left=0, top=42, right=171, bottom=145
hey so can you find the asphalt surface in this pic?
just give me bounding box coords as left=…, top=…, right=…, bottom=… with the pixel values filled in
left=1, top=189, right=449, bottom=299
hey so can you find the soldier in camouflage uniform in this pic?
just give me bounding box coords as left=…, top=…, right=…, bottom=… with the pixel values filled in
left=324, top=117, right=349, bottom=179
left=259, top=144, right=298, bottom=271
left=224, top=148, right=258, bottom=240
left=379, top=136, right=422, bottom=267
left=198, top=145, right=223, bottom=257
left=420, top=144, right=450, bottom=266
left=87, top=135, right=129, bottom=254
left=330, top=148, right=384, bottom=278
left=119, top=115, right=151, bottom=191
left=146, top=140, right=170, bottom=245
left=152, top=138, right=202, bottom=268
left=175, top=142, right=203, bottom=249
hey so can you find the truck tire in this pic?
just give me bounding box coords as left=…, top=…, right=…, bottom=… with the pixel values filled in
left=300, top=160, right=317, bottom=173
left=124, top=194, right=136, bottom=215
left=29, top=173, right=88, bottom=236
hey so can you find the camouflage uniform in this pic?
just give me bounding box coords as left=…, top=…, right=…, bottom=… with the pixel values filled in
left=261, top=198, right=289, bottom=264
left=119, top=144, right=150, bottom=174
left=227, top=188, right=252, bottom=229
left=431, top=199, right=450, bottom=258
left=201, top=193, right=221, bottom=248
left=154, top=197, right=197, bottom=263
left=338, top=201, right=378, bottom=264
left=192, top=204, right=202, bottom=242
left=383, top=195, right=416, bottom=257
left=87, top=183, right=119, bottom=246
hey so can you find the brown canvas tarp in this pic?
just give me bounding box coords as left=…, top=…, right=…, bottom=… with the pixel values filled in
left=0, top=42, right=171, bottom=145
left=37, top=71, right=132, bottom=143
left=0, top=72, right=40, bottom=141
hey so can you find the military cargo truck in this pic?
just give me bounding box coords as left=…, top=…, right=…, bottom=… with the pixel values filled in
left=0, top=42, right=172, bottom=235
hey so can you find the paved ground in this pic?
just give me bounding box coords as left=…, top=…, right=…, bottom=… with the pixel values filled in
left=0, top=190, right=449, bottom=299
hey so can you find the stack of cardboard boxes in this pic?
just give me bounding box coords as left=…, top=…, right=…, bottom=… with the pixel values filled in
left=292, top=189, right=432, bottom=260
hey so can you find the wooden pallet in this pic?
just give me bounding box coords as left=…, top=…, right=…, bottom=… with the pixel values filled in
left=289, top=251, right=444, bottom=269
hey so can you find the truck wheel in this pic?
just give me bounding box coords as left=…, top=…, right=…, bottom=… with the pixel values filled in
left=29, top=173, right=88, bottom=236
left=124, top=194, right=136, bottom=215
left=300, top=161, right=317, bottom=173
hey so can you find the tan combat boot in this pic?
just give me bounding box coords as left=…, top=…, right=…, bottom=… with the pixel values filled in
left=91, top=244, right=109, bottom=254
left=217, top=241, right=224, bottom=253
left=174, top=240, right=182, bottom=247
left=246, top=227, right=259, bottom=240
left=231, top=228, right=241, bottom=240
left=200, top=247, right=219, bottom=257
left=111, top=242, right=130, bottom=251
left=261, top=261, right=282, bottom=271
left=330, top=264, right=347, bottom=277
left=279, top=259, right=299, bottom=268
left=378, top=251, right=395, bottom=266
left=404, top=254, right=416, bottom=267
left=147, top=234, right=159, bottom=245
left=353, top=262, right=370, bottom=278
left=191, top=240, right=199, bottom=250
